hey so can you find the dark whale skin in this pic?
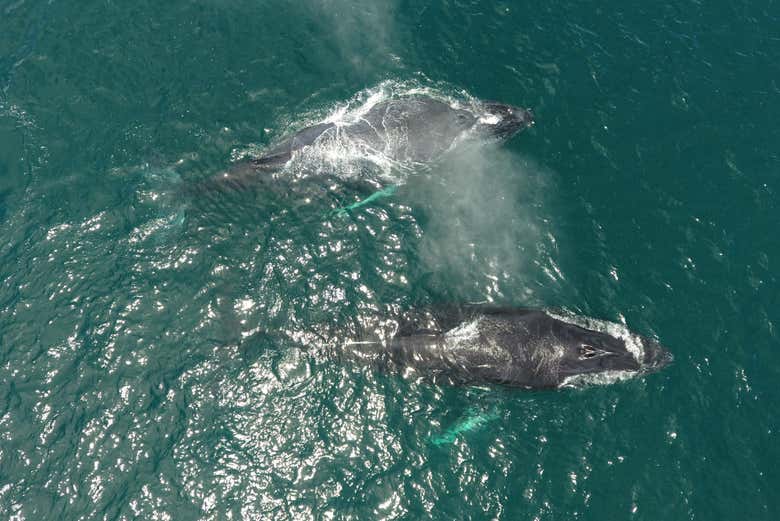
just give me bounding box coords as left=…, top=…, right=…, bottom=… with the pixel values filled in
left=220, top=95, right=533, bottom=181
left=346, top=307, right=671, bottom=389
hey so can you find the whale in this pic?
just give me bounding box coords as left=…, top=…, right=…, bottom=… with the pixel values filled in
left=344, top=307, right=672, bottom=389
left=212, top=95, right=534, bottom=188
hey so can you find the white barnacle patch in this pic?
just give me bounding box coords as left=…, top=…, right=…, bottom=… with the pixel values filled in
left=478, top=113, right=501, bottom=125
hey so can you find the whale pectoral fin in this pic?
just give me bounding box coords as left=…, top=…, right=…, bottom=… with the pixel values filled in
left=430, top=407, right=501, bottom=446
left=329, top=184, right=398, bottom=219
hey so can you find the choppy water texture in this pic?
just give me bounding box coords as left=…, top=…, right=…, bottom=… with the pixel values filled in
left=1, top=1, right=778, bottom=519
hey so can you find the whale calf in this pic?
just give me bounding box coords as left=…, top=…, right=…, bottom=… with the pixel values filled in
left=345, top=307, right=671, bottom=389
left=218, top=95, right=533, bottom=186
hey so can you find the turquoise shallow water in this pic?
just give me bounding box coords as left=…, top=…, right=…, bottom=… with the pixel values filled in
left=1, top=0, right=778, bottom=519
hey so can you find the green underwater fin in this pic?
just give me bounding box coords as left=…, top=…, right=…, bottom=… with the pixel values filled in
left=430, top=407, right=501, bottom=446
left=331, top=185, right=398, bottom=218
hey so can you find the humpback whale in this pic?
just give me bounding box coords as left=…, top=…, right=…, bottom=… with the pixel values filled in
left=345, top=307, right=671, bottom=389
left=218, top=95, right=533, bottom=185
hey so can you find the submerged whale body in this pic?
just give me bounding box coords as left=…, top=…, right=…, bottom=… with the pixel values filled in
left=346, top=307, right=671, bottom=389
left=228, top=95, right=533, bottom=179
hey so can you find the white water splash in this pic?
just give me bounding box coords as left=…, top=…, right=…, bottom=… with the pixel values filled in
left=560, top=370, right=638, bottom=388
left=444, top=317, right=481, bottom=345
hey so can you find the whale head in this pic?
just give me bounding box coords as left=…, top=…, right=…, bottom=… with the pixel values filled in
left=474, top=102, right=534, bottom=140
left=554, top=322, right=673, bottom=386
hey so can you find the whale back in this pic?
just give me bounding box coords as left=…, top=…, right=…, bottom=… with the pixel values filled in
left=347, top=97, right=477, bottom=162
left=386, top=309, right=564, bottom=387
left=248, top=96, right=478, bottom=168
left=349, top=307, right=671, bottom=389
left=209, top=93, right=532, bottom=188
left=251, top=122, right=336, bottom=168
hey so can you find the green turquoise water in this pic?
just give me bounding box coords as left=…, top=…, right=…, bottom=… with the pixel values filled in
left=1, top=1, right=778, bottom=519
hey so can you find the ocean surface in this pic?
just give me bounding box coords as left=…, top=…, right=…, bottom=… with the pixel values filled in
left=1, top=0, right=778, bottom=519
